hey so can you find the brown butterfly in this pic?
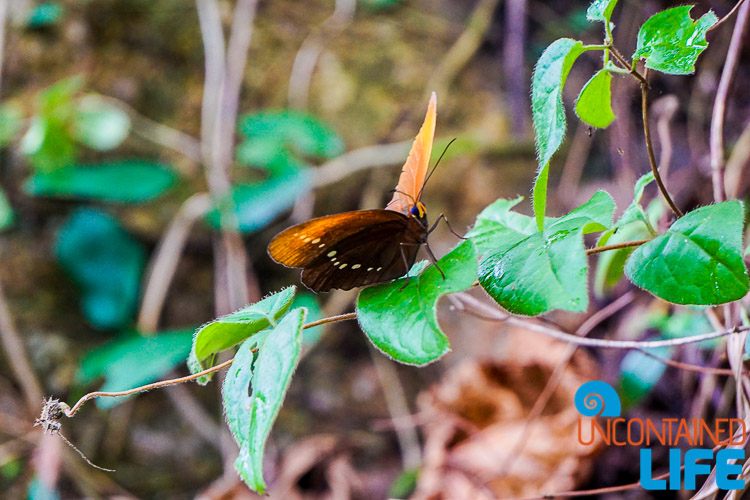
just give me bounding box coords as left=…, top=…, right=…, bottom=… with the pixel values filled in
left=268, top=92, right=448, bottom=293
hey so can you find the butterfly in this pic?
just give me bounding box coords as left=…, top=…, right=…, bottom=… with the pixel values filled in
left=268, top=92, right=448, bottom=293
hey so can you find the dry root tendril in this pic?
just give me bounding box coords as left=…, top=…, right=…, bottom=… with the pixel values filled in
left=35, top=397, right=115, bottom=473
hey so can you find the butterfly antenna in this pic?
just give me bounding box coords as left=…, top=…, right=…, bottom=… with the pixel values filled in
left=417, top=138, right=457, bottom=201
left=386, top=189, right=417, bottom=209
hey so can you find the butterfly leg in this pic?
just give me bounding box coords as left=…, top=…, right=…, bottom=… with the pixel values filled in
left=398, top=242, right=421, bottom=291
left=428, top=213, right=466, bottom=240
left=424, top=243, right=446, bottom=280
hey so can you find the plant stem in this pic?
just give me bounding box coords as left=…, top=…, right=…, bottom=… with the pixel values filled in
left=710, top=0, right=749, bottom=203
left=609, top=46, right=648, bottom=86
left=708, top=0, right=748, bottom=33
left=62, top=312, right=358, bottom=418
left=585, top=239, right=650, bottom=255
left=641, top=72, right=684, bottom=217
left=452, top=292, right=744, bottom=350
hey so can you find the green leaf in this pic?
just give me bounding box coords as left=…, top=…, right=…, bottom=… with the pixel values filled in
left=597, top=172, right=656, bottom=248
left=586, top=0, right=619, bottom=24
left=206, top=169, right=311, bottom=233
left=73, top=95, right=131, bottom=150
left=356, top=240, right=477, bottom=365
left=531, top=38, right=586, bottom=230
left=361, top=0, right=402, bottom=10
left=0, top=188, right=13, bottom=231
left=223, top=307, right=306, bottom=494
left=236, top=110, right=343, bottom=175
left=575, top=69, right=615, bottom=129
left=625, top=201, right=749, bottom=305
left=479, top=191, right=614, bottom=316
left=188, top=287, right=296, bottom=383
left=0, top=104, right=23, bottom=146
left=659, top=309, right=716, bottom=348
left=466, top=196, right=538, bottom=255
left=24, top=160, right=176, bottom=203
left=21, top=116, right=76, bottom=173
left=21, top=77, right=82, bottom=172
left=595, top=197, right=663, bottom=296
left=55, top=208, right=145, bottom=329
left=389, top=468, right=419, bottom=499
left=618, top=346, right=670, bottom=408
left=25, top=2, right=64, bottom=28
left=633, top=6, right=718, bottom=75
left=76, top=329, right=193, bottom=409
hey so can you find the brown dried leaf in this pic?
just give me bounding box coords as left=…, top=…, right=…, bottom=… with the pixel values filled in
left=413, top=328, right=602, bottom=499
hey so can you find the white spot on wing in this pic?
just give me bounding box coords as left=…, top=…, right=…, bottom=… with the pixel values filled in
left=351, top=264, right=361, bottom=270
left=327, top=251, right=337, bottom=257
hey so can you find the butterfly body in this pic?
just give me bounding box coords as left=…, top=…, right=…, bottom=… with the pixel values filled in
left=268, top=93, right=438, bottom=293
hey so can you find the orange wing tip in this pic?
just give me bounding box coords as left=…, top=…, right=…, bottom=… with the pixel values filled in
left=388, top=93, right=438, bottom=214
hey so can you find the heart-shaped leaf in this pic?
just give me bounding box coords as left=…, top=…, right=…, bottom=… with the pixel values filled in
left=625, top=201, right=749, bottom=305
left=223, top=307, right=306, bottom=493
left=356, top=240, right=477, bottom=365
left=479, top=191, right=614, bottom=316
left=466, top=196, right=538, bottom=255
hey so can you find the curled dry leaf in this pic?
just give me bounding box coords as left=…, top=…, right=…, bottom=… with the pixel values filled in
left=412, top=329, right=603, bottom=499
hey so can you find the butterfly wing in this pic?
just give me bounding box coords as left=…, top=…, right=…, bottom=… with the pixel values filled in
left=300, top=219, right=423, bottom=292
left=268, top=209, right=412, bottom=268
left=387, top=91, right=436, bottom=215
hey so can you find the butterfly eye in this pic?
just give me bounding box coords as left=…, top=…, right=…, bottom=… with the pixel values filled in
left=410, top=206, right=420, bottom=216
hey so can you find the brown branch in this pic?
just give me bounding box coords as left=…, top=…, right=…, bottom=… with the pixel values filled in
left=63, top=358, right=237, bottom=418
left=520, top=469, right=673, bottom=499
left=137, top=193, right=212, bottom=332
left=585, top=239, right=650, bottom=255
left=303, top=311, right=357, bottom=329
left=609, top=46, right=648, bottom=86
left=61, top=312, right=357, bottom=418
left=708, top=0, right=749, bottom=33
left=637, top=348, right=745, bottom=376
left=0, top=277, right=43, bottom=412
left=641, top=71, right=683, bottom=217
left=709, top=0, right=749, bottom=203
left=452, top=292, right=747, bottom=350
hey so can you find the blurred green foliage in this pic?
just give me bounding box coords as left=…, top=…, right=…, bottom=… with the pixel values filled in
left=25, top=2, right=64, bottom=28
left=76, top=329, right=194, bottom=409
left=55, top=208, right=145, bottom=330
left=25, top=160, right=176, bottom=203
left=236, top=110, right=343, bottom=175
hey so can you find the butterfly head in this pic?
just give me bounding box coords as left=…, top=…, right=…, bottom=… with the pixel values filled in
left=410, top=201, right=428, bottom=226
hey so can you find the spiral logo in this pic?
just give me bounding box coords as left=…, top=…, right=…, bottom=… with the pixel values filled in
left=574, top=380, right=621, bottom=417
